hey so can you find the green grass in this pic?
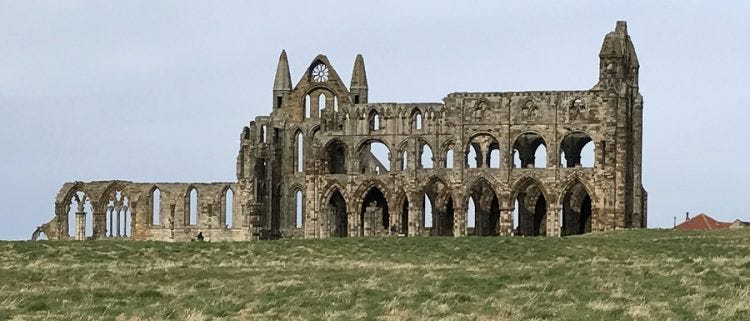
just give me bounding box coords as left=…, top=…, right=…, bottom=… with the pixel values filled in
left=1, top=229, right=749, bottom=320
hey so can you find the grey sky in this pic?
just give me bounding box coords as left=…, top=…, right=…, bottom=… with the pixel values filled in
left=1, top=1, right=749, bottom=239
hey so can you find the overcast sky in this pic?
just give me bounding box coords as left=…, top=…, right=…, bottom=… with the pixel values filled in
left=1, top=1, right=749, bottom=240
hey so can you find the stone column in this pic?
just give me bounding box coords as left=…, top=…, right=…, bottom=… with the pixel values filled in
left=115, top=208, right=121, bottom=237
left=75, top=211, right=86, bottom=241
left=108, top=210, right=113, bottom=237
left=547, top=205, right=561, bottom=237
left=452, top=204, right=465, bottom=237
left=408, top=204, right=422, bottom=236
left=499, top=206, right=513, bottom=236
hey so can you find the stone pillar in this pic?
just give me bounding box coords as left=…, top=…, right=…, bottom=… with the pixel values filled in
left=547, top=205, right=561, bottom=237
left=115, top=209, right=121, bottom=237
left=123, top=210, right=128, bottom=237
left=390, top=209, right=401, bottom=235
left=453, top=205, right=467, bottom=237
left=499, top=206, right=513, bottom=236
left=408, top=205, right=422, bottom=236
left=75, top=211, right=86, bottom=241
left=108, top=210, right=113, bottom=237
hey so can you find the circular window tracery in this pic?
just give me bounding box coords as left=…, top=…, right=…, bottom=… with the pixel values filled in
left=312, top=64, right=329, bottom=82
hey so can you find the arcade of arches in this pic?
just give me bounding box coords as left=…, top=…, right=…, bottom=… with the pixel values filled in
left=38, top=22, right=645, bottom=241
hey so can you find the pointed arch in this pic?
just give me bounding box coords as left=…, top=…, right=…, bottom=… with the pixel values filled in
left=411, top=108, right=423, bottom=131
left=558, top=178, right=595, bottom=236
left=294, top=189, right=304, bottom=228
left=295, top=130, right=304, bottom=173
left=368, top=109, right=381, bottom=131
left=186, top=186, right=198, bottom=226
left=418, top=140, right=434, bottom=169
left=222, top=186, right=234, bottom=228
left=150, top=186, right=161, bottom=226
left=321, top=183, right=348, bottom=237
left=510, top=176, right=550, bottom=236
left=420, top=176, right=453, bottom=236
left=318, top=93, right=326, bottom=117
left=324, top=139, right=347, bottom=174
left=466, top=176, right=500, bottom=236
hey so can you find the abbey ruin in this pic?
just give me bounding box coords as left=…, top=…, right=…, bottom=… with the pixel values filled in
left=37, top=21, right=646, bottom=241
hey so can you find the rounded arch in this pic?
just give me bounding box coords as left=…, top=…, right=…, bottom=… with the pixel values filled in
left=464, top=132, right=500, bottom=169
left=354, top=138, right=393, bottom=155
left=512, top=131, right=549, bottom=169
left=559, top=131, right=595, bottom=168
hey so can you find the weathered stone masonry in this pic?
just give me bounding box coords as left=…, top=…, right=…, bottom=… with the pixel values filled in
left=38, top=21, right=646, bottom=241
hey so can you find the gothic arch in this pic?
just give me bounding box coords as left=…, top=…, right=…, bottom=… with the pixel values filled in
left=353, top=179, right=393, bottom=205
left=509, top=175, right=551, bottom=207
left=556, top=176, right=598, bottom=205
left=320, top=180, right=349, bottom=206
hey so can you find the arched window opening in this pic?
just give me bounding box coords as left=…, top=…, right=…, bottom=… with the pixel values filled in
left=318, top=93, right=326, bottom=117
left=466, top=144, right=480, bottom=168
left=535, top=144, right=548, bottom=168
left=468, top=197, right=476, bottom=229
left=296, top=132, right=304, bottom=173
left=466, top=134, right=499, bottom=169
left=295, top=190, right=303, bottom=228
left=423, top=194, right=433, bottom=228
left=304, top=95, right=311, bottom=118
left=151, top=188, right=160, bottom=225
left=188, top=188, right=198, bottom=226
left=368, top=110, right=380, bottom=131
left=361, top=187, right=389, bottom=235
left=328, top=190, right=347, bottom=237
left=83, top=198, right=93, bottom=238
left=224, top=188, right=234, bottom=228
left=489, top=148, right=501, bottom=168
left=401, top=150, right=408, bottom=171
left=333, top=96, right=339, bottom=112
left=514, top=182, right=547, bottom=236
left=513, top=150, right=522, bottom=168
left=561, top=183, right=592, bottom=236
left=580, top=141, right=594, bottom=167
left=445, top=149, right=454, bottom=169
left=120, top=198, right=130, bottom=237
left=67, top=191, right=84, bottom=238
left=359, top=141, right=390, bottom=174
left=260, top=125, right=268, bottom=143
left=513, top=133, right=546, bottom=168
left=419, top=143, right=434, bottom=169
left=560, top=132, right=594, bottom=168
left=412, top=110, right=423, bottom=131
left=326, top=140, right=347, bottom=174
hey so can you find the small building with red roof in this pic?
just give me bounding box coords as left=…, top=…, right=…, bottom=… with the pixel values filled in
left=675, top=213, right=732, bottom=231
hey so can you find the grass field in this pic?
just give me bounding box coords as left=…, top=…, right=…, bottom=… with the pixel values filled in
left=1, top=229, right=749, bottom=321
